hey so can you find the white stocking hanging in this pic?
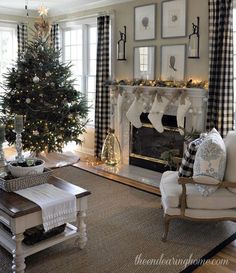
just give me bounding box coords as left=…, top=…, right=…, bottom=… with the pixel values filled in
left=126, top=97, right=143, bottom=128
left=148, top=94, right=170, bottom=133
left=177, top=95, right=191, bottom=135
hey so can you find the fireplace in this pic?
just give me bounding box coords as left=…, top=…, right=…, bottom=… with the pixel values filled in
left=111, top=86, right=207, bottom=174
left=129, top=113, right=184, bottom=172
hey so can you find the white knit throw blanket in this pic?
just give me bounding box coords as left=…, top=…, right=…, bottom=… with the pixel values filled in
left=16, top=183, right=77, bottom=231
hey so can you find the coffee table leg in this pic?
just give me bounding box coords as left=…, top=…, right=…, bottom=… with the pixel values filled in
left=75, top=211, right=87, bottom=249
left=12, top=233, right=26, bottom=273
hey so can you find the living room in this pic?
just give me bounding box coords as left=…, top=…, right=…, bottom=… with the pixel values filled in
left=0, top=0, right=236, bottom=273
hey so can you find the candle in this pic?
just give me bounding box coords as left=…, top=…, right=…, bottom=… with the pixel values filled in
left=0, top=125, right=5, bottom=143
left=14, top=115, right=24, bottom=133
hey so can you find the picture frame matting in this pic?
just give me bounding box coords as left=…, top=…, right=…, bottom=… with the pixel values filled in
left=134, top=4, right=156, bottom=41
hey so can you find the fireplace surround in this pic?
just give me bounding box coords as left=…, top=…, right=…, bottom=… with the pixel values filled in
left=110, top=86, right=208, bottom=172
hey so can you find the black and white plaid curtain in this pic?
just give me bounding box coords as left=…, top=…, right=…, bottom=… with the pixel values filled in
left=50, top=24, right=60, bottom=51
left=94, top=16, right=110, bottom=158
left=17, top=24, right=28, bottom=57
left=207, top=0, right=234, bottom=137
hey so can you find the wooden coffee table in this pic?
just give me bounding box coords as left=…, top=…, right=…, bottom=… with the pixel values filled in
left=0, top=176, right=91, bottom=273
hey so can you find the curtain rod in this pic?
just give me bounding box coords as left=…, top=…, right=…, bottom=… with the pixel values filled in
left=54, top=9, right=115, bottom=23
left=0, top=19, right=19, bottom=24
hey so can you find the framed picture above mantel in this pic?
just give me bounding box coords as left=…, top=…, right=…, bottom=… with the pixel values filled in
left=161, top=0, right=187, bottom=38
left=161, top=44, right=186, bottom=81
left=134, top=4, right=156, bottom=41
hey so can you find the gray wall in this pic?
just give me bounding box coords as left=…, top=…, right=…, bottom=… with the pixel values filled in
left=52, top=0, right=209, bottom=154
left=114, top=0, right=208, bottom=81
left=52, top=0, right=209, bottom=82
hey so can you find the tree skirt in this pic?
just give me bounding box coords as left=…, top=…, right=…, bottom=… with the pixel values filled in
left=4, top=147, right=80, bottom=169
left=37, top=151, right=80, bottom=168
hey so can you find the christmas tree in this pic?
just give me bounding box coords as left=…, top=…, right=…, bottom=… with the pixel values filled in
left=1, top=17, right=89, bottom=154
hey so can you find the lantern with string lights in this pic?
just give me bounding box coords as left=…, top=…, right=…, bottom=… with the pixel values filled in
left=101, top=128, right=121, bottom=166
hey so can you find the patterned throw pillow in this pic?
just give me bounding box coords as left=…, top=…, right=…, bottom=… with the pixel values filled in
left=178, top=137, right=205, bottom=177
left=193, top=128, right=226, bottom=196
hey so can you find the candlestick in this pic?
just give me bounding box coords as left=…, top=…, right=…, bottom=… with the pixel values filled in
left=0, top=125, right=7, bottom=177
left=15, top=132, right=24, bottom=163
left=14, top=115, right=24, bottom=133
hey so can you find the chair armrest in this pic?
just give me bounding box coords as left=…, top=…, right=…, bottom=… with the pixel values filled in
left=220, top=181, right=236, bottom=188
left=178, top=177, right=220, bottom=217
left=178, top=178, right=236, bottom=216
left=178, top=177, right=220, bottom=187
left=178, top=177, right=236, bottom=188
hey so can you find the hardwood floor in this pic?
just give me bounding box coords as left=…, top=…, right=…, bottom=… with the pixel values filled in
left=194, top=242, right=236, bottom=273
left=74, top=154, right=236, bottom=273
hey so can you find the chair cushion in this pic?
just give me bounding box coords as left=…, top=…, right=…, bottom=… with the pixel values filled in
left=160, top=171, right=236, bottom=210
left=193, top=128, right=226, bottom=196
left=224, top=131, right=236, bottom=193
left=178, top=137, right=205, bottom=177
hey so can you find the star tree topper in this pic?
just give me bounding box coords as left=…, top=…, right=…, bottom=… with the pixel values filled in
left=37, top=5, right=49, bottom=17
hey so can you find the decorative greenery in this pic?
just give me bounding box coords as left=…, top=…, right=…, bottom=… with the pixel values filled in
left=106, top=78, right=208, bottom=89
left=1, top=36, right=89, bottom=154
left=160, top=129, right=201, bottom=170
left=160, top=149, right=181, bottom=170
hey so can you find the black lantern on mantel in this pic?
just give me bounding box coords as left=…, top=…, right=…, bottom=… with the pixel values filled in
left=117, top=26, right=127, bottom=61
left=188, top=17, right=200, bottom=59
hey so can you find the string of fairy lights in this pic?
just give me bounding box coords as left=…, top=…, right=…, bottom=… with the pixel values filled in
left=106, top=79, right=208, bottom=89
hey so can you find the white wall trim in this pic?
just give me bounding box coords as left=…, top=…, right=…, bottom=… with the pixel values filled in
left=0, top=0, right=133, bottom=17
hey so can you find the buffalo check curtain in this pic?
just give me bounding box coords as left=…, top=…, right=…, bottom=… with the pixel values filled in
left=207, top=0, right=234, bottom=137
left=17, top=24, right=28, bottom=56
left=94, top=16, right=110, bottom=158
left=51, top=24, right=60, bottom=51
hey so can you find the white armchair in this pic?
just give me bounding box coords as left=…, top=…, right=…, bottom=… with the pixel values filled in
left=160, top=171, right=236, bottom=241
left=160, top=130, right=236, bottom=242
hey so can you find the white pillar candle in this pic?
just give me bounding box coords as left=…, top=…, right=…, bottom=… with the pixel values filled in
left=14, top=115, right=24, bottom=133
left=0, top=125, right=5, bottom=143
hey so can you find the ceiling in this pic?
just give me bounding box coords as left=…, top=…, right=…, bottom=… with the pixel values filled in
left=0, top=0, right=133, bottom=17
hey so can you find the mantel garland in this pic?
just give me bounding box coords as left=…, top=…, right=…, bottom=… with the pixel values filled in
left=105, top=79, right=208, bottom=89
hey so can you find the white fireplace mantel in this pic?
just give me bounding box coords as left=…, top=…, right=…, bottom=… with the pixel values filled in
left=109, top=85, right=208, bottom=165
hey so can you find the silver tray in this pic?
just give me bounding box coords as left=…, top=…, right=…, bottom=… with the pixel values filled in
left=0, top=168, right=53, bottom=192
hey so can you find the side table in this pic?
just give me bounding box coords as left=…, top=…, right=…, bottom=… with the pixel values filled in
left=0, top=176, right=91, bottom=273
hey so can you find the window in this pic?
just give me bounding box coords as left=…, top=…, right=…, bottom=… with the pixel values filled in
left=61, top=20, right=97, bottom=126
left=139, top=47, right=148, bottom=72
left=0, top=23, right=17, bottom=95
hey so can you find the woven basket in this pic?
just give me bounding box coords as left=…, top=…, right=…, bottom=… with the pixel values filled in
left=0, top=168, right=52, bottom=192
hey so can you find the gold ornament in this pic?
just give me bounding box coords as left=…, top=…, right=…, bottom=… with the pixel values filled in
left=33, top=130, right=40, bottom=136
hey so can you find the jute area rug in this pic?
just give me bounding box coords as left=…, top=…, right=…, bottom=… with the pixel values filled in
left=1, top=166, right=236, bottom=273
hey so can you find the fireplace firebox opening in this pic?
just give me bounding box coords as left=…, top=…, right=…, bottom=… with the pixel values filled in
left=129, top=113, right=184, bottom=173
